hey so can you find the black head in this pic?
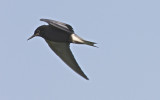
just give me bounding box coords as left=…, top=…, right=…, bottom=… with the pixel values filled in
left=28, top=25, right=47, bottom=40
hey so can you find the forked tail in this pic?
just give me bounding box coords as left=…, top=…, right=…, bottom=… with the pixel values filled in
left=71, top=34, right=98, bottom=47
left=83, top=40, right=97, bottom=47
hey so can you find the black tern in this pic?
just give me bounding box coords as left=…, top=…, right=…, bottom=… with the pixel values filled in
left=28, top=19, right=97, bottom=80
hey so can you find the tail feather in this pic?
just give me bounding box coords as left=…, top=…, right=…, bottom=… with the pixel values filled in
left=83, top=40, right=97, bottom=47
left=71, top=34, right=97, bottom=47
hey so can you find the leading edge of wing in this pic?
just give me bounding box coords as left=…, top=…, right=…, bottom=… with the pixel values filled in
left=45, top=40, right=89, bottom=80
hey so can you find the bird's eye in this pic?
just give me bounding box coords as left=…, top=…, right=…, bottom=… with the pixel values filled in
left=37, top=30, right=40, bottom=33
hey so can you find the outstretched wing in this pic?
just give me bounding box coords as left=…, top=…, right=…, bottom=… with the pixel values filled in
left=40, top=19, right=74, bottom=33
left=45, top=40, right=89, bottom=80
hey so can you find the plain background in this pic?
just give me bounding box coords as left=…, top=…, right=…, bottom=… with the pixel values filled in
left=0, top=0, right=160, bottom=100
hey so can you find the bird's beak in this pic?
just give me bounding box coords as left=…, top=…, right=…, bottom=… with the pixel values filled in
left=27, top=34, right=35, bottom=40
left=27, top=33, right=39, bottom=40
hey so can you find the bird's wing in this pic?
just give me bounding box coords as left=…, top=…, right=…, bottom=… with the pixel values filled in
left=40, top=19, right=74, bottom=33
left=45, top=40, right=89, bottom=80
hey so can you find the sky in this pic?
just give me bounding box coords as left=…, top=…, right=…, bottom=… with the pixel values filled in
left=0, top=0, right=160, bottom=100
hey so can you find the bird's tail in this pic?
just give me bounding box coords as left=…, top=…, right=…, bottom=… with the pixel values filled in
left=71, top=34, right=97, bottom=47
left=83, top=40, right=97, bottom=47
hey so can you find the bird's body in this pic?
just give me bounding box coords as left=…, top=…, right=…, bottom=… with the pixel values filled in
left=37, top=25, right=72, bottom=42
left=28, top=19, right=96, bottom=80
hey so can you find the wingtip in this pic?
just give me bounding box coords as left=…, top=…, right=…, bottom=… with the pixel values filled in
left=85, top=77, right=89, bottom=80
left=40, top=18, right=46, bottom=21
left=40, top=18, right=51, bottom=22
left=81, top=73, right=89, bottom=80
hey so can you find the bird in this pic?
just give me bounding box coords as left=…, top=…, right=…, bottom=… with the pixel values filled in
left=28, top=19, right=97, bottom=80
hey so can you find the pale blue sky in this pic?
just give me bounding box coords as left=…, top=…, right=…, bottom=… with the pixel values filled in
left=0, top=0, right=160, bottom=100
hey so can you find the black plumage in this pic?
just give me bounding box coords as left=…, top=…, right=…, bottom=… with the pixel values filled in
left=28, top=19, right=97, bottom=80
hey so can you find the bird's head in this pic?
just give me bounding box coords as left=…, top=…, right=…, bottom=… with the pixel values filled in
left=28, top=25, right=46, bottom=40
